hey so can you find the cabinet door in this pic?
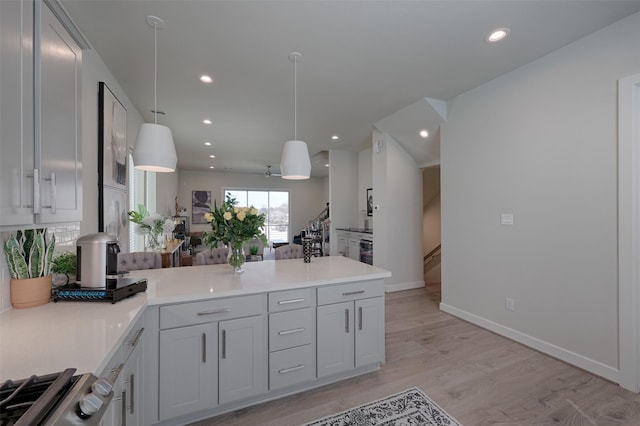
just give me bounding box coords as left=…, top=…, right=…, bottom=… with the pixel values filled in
left=122, top=341, right=142, bottom=426
left=0, top=0, right=35, bottom=226
left=355, top=297, right=385, bottom=368
left=317, top=302, right=354, bottom=378
left=37, top=2, right=82, bottom=223
left=348, top=239, right=360, bottom=261
left=219, top=315, right=266, bottom=405
left=159, top=323, right=218, bottom=421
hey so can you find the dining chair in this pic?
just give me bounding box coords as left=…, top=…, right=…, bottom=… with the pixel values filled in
left=274, top=244, right=304, bottom=260
left=117, top=252, right=162, bottom=271
left=194, top=247, right=228, bottom=265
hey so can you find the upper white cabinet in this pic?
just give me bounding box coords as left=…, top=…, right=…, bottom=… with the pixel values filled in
left=0, top=0, right=82, bottom=227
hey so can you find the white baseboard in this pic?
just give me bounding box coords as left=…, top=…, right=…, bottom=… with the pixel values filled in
left=439, top=303, right=622, bottom=384
left=385, top=280, right=424, bottom=293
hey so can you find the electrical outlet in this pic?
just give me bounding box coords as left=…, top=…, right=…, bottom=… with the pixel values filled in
left=505, top=297, right=515, bottom=311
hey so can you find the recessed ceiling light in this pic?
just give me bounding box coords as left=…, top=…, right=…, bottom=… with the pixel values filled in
left=209, top=166, right=215, bottom=169
left=419, top=129, right=429, bottom=138
left=209, top=154, right=215, bottom=158
left=324, top=163, right=330, bottom=167
left=485, top=27, right=510, bottom=43
left=200, top=74, right=213, bottom=84
left=203, top=119, right=212, bottom=125
left=204, top=141, right=212, bottom=146
left=331, top=135, right=339, bottom=140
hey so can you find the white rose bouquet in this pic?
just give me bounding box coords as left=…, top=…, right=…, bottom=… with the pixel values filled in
left=127, top=204, right=174, bottom=248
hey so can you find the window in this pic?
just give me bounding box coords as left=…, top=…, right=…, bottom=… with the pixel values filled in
left=128, top=152, right=147, bottom=252
left=224, top=189, right=290, bottom=242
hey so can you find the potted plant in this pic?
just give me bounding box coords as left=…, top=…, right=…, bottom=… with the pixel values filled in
left=51, top=252, right=77, bottom=285
left=3, top=229, right=55, bottom=308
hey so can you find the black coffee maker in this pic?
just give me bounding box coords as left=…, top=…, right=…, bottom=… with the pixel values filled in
left=76, top=233, right=120, bottom=288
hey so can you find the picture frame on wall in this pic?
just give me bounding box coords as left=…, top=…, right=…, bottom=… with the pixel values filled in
left=367, top=188, right=373, bottom=216
left=98, top=82, right=128, bottom=238
left=192, top=190, right=212, bottom=224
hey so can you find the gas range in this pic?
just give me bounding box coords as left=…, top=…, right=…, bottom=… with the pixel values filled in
left=0, top=368, right=114, bottom=425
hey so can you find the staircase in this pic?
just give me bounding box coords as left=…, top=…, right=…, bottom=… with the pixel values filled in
left=304, top=205, right=330, bottom=256
left=423, top=244, right=441, bottom=272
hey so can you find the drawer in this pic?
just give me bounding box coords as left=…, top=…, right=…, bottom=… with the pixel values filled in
left=269, top=308, right=313, bottom=352
left=160, top=294, right=265, bottom=329
left=317, top=280, right=384, bottom=306
left=269, top=344, right=314, bottom=391
left=268, top=288, right=313, bottom=312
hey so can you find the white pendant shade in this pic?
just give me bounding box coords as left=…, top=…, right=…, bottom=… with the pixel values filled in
left=133, top=123, right=177, bottom=172
left=280, top=139, right=311, bottom=180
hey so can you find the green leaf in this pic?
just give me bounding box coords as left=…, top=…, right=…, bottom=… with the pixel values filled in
left=29, top=231, right=46, bottom=278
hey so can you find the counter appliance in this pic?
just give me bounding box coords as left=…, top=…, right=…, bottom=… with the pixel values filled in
left=76, top=233, right=119, bottom=288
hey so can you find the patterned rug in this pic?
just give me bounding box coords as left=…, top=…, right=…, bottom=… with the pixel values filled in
left=302, top=388, right=461, bottom=426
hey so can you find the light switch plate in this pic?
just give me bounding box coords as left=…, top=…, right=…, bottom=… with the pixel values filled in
left=501, top=213, right=514, bottom=225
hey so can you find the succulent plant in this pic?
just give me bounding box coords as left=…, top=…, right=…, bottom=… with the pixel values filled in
left=3, top=229, right=55, bottom=279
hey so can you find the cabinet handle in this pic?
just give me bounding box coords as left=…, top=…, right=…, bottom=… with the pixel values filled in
left=109, top=363, right=125, bottom=383
left=222, top=330, right=227, bottom=359
left=121, top=390, right=127, bottom=426
left=202, top=333, right=206, bottom=363
left=358, top=306, right=363, bottom=330
left=32, top=169, right=40, bottom=214
left=42, top=172, right=56, bottom=213
left=345, top=309, right=349, bottom=333
left=279, top=364, right=305, bottom=374
left=128, top=327, right=144, bottom=348
left=278, top=327, right=305, bottom=336
left=342, top=290, right=365, bottom=296
left=197, top=308, right=230, bottom=316
left=129, top=373, right=135, bottom=415
left=278, top=298, right=305, bottom=305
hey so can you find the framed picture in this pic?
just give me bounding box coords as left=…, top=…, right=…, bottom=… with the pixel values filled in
left=367, top=188, right=373, bottom=216
left=102, top=186, right=128, bottom=245
left=192, top=190, right=212, bottom=224
left=98, top=82, right=128, bottom=237
left=98, top=82, right=127, bottom=190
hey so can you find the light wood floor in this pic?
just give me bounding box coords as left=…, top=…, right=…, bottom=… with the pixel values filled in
left=190, top=284, right=640, bottom=425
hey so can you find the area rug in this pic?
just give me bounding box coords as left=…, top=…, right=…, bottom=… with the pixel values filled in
left=302, top=387, right=461, bottom=426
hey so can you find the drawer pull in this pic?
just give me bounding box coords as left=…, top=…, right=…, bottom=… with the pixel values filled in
left=197, top=308, right=230, bottom=316
left=279, top=364, right=305, bottom=374
left=278, top=327, right=305, bottom=336
left=278, top=298, right=305, bottom=305
left=342, top=290, right=365, bottom=296
left=128, top=327, right=144, bottom=348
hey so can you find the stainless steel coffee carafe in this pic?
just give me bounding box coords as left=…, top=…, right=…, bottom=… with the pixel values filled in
left=76, top=233, right=120, bottom=288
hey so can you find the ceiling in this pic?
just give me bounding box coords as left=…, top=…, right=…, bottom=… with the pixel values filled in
left=60, top=0, right=640, bottom=176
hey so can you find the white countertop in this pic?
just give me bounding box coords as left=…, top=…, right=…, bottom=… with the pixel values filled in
left=0, top=256, right=390, bottom=380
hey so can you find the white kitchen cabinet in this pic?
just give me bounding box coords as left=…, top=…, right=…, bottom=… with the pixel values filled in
left=157, top=294, right=267, bottom=422
left=0, top=0, right=82, bottom=227
left=336, top=232, right=348, bottom=257
left=218, top=315, right=267, bottom=404
left=100, top=322, right=145, bottom=426
left=348, top=238, right=361, bottom=261
left=317, top=281, right=385, bottom=378
left=159, top=322, right=218, bottom=421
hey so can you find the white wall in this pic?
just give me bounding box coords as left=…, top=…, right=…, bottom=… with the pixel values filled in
left=358, top=148, right=373, bottom=229
left=441, top=11, right=640, bottom=380
left=80, top=49, right=146, bottom=236
left=178, top=170, right=327, bottom=239
left=422, top=166, right=441, bottom=254
left=328, top=150, right=359, bottom=254
left=373, top=130, right=424, bottom=291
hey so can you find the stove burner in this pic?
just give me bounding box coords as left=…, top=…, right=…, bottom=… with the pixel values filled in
left=0, top=369, right=77, bottom=425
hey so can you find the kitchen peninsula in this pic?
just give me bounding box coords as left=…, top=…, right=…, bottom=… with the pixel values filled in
left=0, top=256, right=391, bottom=426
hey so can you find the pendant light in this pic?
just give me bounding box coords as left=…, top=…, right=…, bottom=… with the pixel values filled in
left=280, top=52, right=311, bottom=180
left=133, top=16, right=177, bottom=172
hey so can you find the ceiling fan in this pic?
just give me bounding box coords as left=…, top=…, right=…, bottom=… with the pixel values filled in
left=265, top=165, right=281, bottom=178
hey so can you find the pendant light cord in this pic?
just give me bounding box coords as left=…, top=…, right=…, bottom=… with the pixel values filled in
left=293, top=55, right=297, bottom=140
left=154, top=21, right=158, bottom=125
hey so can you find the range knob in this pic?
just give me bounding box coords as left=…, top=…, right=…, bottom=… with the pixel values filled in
left=77, top=393, right=103, bottom=418
left=91, top=378, right=113, bottom=397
